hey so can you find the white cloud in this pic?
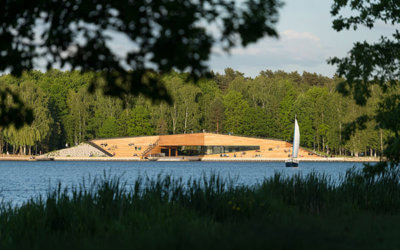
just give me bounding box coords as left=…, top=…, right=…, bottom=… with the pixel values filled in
left=228, top=29, right=327, bottom=64
left=281, top=30, right=320, bottom=42
left=209, top=29, right=337, bottom=77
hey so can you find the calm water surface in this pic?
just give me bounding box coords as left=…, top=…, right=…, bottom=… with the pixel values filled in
left=0, top=161, right=368, bottom=205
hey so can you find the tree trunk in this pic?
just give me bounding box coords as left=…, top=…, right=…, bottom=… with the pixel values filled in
left=184, top=106, right=188, bottom=133
left=171, top=104, right=177, bottom=134
left=82, top=116, right=86, bottom=142
left=380, top=128, right=383, bottom=158
left=313, top=136, right=315, bottom=151
left=339, top=122, right=342, bottom=156
left=74, top=128, right=77, bottom=146
left=78, top=110, right=82, bottom=144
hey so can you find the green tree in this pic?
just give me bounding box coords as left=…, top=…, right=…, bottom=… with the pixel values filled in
left=294, top=86, right=339, bottom=153
left=177, top=84, right=201, bottom=133
left=3, top=81, right=52, bottom=154
left=36, top=70, right=94, bottom=149
left=330, top=0, right=400, bottom=164
left=98, top=117, right=119, bottom=138
left=215, top=68, right=245, bottom=92
left=294, top=94, right=314, bottom=148
left=248, top=75, right=275, bottom=108
left=0, top=0, right=283, bottom=128
left=197, top=79, right=221, bottom=131
left=206, top=97, right=225, bottom=133
left=151, top=102, right=170, bottom=135
left=127, top=106, right=154, bottom=136
left=117, top=110, right=131, bottom=137
left=88, top=90, right=123, bottom=139
left=278, top=82, right=296, bottom=141
left=243, top=107, right=269, bottom=137
left=65, top=88, right=93, bottom=145
left=325, top=92, right=348, bottom=155
left=0, top=68, right=392, bottom=156
left=223, top=90, right=249, bottom=135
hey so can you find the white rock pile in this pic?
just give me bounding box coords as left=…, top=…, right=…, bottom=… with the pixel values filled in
left=47, top=143, right=108, bottom=157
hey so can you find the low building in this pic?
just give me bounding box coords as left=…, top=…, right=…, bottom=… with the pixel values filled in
left=90, top=133, right=321, bottom=159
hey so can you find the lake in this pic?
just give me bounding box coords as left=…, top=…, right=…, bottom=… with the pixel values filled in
left=0, top=161, right=369, bottom=205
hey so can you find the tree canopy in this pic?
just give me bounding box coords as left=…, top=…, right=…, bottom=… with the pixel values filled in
left=329, top=0, right=400, bottom=164
left=0, top=0, right=283, bottom=127
left=0, top=69, right=389, bottom=158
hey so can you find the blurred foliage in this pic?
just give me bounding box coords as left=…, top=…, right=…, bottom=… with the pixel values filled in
left=0, top=0, right=283, bottom=127
left=329, top=0, right=400, bottom=165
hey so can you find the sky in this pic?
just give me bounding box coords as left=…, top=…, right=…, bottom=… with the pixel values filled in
left=27, top=0, right=397, bottom=78
left=208, top=0, right=396, bottom=78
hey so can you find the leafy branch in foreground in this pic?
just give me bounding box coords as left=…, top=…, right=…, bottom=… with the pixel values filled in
left=329, top=0, right=400, bottom=165
left=0, top=0, right=283, bottom=127
left=0, top=87, right=33, bottom=128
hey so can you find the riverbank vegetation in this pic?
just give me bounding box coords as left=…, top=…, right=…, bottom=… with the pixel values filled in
left=0, top=69, right=390, bottom=157
left=1, top=168, right=400, bottom=249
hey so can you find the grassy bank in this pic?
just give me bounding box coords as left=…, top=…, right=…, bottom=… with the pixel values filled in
left=1, top=168, right=400, bottom=249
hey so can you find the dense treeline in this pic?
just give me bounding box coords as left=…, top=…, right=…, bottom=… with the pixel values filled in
left=0, top=69, right=389, bottom=156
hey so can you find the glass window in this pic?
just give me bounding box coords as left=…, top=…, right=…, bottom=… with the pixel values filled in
left=176, top=145, right=259, bottom=156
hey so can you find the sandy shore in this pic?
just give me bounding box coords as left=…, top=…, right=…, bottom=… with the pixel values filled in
left=202, top=157, right=380, bottom=162
left=0, top=156, right=381, bottom=162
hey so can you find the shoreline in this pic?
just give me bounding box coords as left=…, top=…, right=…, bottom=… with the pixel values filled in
left=0, top=156, right=381, bottom=162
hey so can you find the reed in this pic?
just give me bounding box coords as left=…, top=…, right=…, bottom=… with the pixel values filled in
left=1, top=168, right=400, bottom=249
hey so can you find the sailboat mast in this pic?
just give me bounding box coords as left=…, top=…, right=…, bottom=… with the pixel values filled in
left=292, top=115, right=296, bottom=158
left=292, top=116, right=300, bottom=159
left=292, top=125, right=295, bottom=159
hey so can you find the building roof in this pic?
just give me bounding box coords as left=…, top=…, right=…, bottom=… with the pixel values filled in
left=90, top=133, right=321, bottom=159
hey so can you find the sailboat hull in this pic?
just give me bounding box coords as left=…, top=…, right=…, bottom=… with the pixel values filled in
left=285, top=159, right=299, bottom=168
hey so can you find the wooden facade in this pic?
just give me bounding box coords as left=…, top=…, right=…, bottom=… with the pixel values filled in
left=90, top=133, right=322, bottom=159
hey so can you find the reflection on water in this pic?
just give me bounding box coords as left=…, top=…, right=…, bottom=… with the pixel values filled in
left=0, top=161, right=367, bottom=205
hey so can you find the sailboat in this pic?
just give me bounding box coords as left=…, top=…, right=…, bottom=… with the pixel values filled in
left=285, top=117, right=300, bottom=167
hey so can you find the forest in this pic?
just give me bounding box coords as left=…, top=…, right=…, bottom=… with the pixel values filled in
left=0, top=69, right=389, bottom=157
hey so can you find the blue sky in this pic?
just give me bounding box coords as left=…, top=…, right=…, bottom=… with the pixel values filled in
left=29, top=0, right=396, bottom=78
left=208, top=0, right=396, bottom=77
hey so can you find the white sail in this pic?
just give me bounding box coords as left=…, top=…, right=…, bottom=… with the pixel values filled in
left=292, top=118, right=300, bottom=158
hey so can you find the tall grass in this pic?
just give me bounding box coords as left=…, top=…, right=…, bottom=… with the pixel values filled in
left=2, top=168, right=400, bottom=249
